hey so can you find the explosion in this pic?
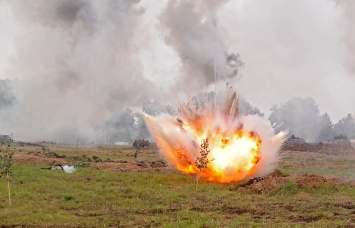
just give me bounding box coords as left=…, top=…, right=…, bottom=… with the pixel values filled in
left=145, top=87, right=286, bottom=183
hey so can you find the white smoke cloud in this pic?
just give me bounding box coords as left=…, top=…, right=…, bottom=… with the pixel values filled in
left=0, top=0, right=354, bottom=142
left=218, top=0, right=355, bottom=122
left=1, top=0, right=166, bottom=142
left=336, top=0, right=355, bottom=72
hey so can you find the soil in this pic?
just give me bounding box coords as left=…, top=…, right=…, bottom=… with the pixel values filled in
left=10, top=147, right=175, bottom=174
left=7, top=141, right=355, bottom=185
left=13, top=152, right=67, bottom=166
left=233, top=170, right=352, bottom=194
left=282, top=141, right=355, bottom=155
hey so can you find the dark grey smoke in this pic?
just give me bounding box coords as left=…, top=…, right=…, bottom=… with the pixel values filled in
left=160, top=0, right=243, bottom=89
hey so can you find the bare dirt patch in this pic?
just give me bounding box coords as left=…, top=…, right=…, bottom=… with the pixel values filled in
left=13, top=152, right=66, bottom=165
left=10, top=142, right=355, bottom=184
left=234, top=170, right=353, bottom=194
left=94, top=160, right=175, bottom=174
left=282, top=141, right=355, bottom=156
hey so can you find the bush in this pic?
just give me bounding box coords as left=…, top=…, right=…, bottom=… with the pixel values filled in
left=132, top=139, right=150, bottom=149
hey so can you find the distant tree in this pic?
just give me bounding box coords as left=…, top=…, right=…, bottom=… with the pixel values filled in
left=106, top=91, right=264, bottom=144
left=132, top=139, right=150, bottom=149
left=334, top=134, right=348, bottom=140
left=133, top=112, right=151, bottom=140
left=187, top=91, right=263, bottom=116
left=269, top=97, right=324, bottom=142
left=239, top=97, right=264, bottom=117
left=106, top=108, right=137, bottom=143
left=105, top=107, right=155, bottom=144
left=334, top=114, right=355, bottom=140
left=165, top=105, right=176, bottom=115
left=317, top=113, right=335, bottom=142
left=0, top=80, right=16, bottom=110
left=142, top=101, right=163, bottom=116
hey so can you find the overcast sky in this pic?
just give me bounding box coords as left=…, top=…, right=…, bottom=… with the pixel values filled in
left=0, top=0, right=354, bottom=140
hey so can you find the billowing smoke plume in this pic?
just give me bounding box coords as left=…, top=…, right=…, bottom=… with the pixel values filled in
left=1, top=0, right=355, bottom=143
left=1, top=0, right=243, bottom=142
left=218, top=0, right=355, bottom=122
left=1, top=0, right=163, bottom=142
left=160, top=0, right=243, bottom=89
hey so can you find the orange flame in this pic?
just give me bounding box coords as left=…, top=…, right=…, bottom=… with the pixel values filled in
left=145, top=88, right=285, bottom=183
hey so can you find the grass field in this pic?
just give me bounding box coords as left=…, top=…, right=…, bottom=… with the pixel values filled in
left=0, top=143, right=354, bottom=227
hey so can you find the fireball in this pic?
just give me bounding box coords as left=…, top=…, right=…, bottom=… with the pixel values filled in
left=145, top=88, right=285, bottom=183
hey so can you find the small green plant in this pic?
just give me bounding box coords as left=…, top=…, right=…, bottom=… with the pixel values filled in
left=64, top=195, right=74, bottom=201
left=76, top=162, right=91, bottom=168
left=0, top=134, right=15, bottom=206
left=194, top=138, right=214, bottom=189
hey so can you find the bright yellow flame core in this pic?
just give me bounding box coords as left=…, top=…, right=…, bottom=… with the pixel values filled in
left=172, top=122, right=262, bottom=183
left=145, top=113, right=264, bottom=183
left=191, top=130, right=262, bottom=183
left=210, top=135, right=260, bottom=173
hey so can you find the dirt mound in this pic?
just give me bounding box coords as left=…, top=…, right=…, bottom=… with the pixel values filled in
left=319, top=143, right=355, bottom=155
left=235, top=170, right=290, bottom=194
left=94, top=161, right=173, bottom=174
left=282, top=143, right=322, bottom=152
left=285, top=135, right=306, bottom=145
left=282, top=142, right=355, bottom=155
left=294, top=173, right=341, bottom=189
left=13, top=152, right=66, bottom=165
left=234, top=170, right=352, bottom=194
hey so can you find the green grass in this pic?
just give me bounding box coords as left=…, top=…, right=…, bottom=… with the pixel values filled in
left=0, top=162, right=354, bottom=227
left=335, top=160, right=355, bottom=166
left=18, top=144, right=160, bottom=162
left=282, top=167, right=355, bottom=178
left=55, top=150, right=134, bottom=161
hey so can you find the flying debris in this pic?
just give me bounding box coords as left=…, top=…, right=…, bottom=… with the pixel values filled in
left=145, top=85, right=286, bottom=183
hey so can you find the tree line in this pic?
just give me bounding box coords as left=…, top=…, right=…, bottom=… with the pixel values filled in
left=1, top=83, right=354, bottom=143
left=269, top=97, right=355, bottom=142
left=109, top=96, right=355, bottom=144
